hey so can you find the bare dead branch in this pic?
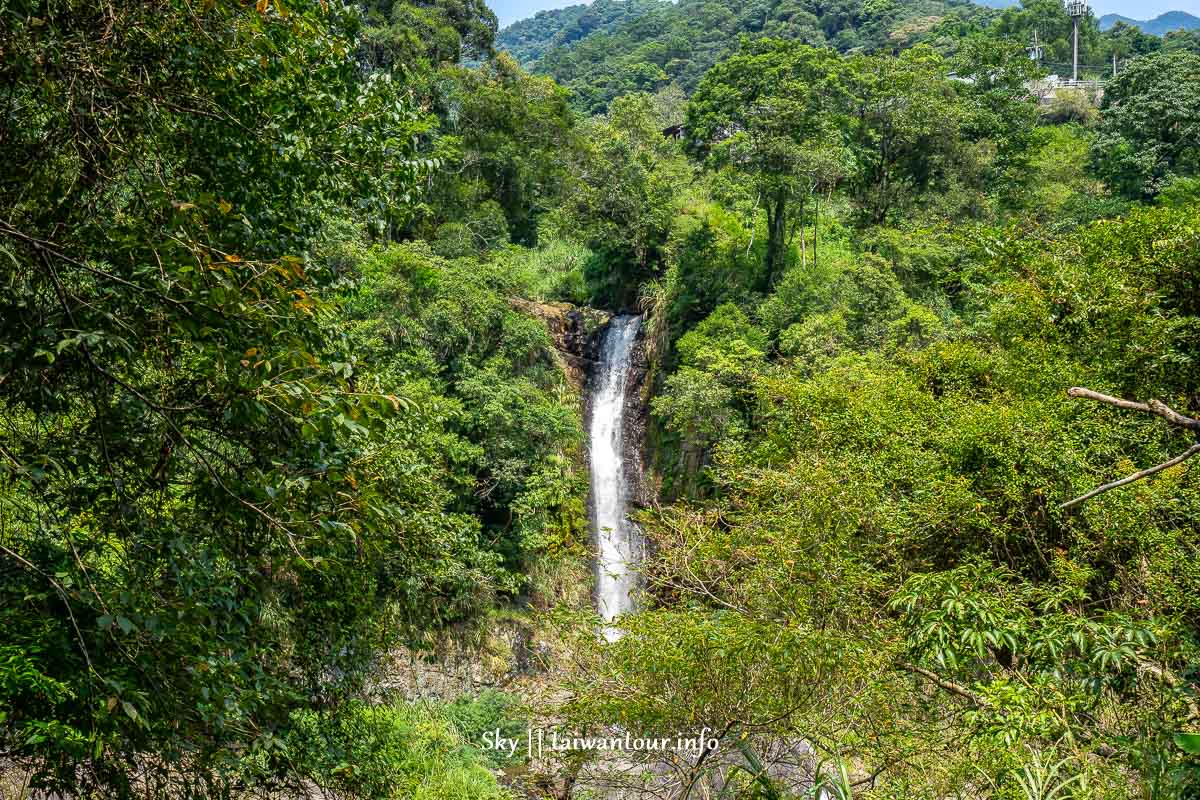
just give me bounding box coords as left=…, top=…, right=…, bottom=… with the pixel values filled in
left=1063, top=387, right=1200, bottom=509
left=900, top=662, right=986, bottom=707
left=1067, top=387, right=1200, bottom=431
left=1062, top=444, right=1200, bottom=510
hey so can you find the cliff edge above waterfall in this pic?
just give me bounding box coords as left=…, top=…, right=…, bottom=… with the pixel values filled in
left=509, top=297, right=654, bottom=511
left=509, top=298, right=611, bottom=393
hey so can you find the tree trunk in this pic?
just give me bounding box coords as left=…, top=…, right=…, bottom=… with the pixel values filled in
left=798, top=197, right=807, bottom=271
left=764, top=189, right=788, bottom=290
left=813, top=193, right=819, bottom=269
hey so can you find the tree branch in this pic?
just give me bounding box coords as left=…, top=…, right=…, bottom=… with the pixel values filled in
left=1062, top=444, right=1200, bottom=510
left=1063, top=387, right=1200, bottom=509
left=1067, top=387, right=1200, bottom=431
left=1139, top=661, right=1200, bottom=721
left=900, top=662, right=986, bottom=707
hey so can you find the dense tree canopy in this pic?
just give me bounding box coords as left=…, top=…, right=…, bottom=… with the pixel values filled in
left=0, top=1, right=457, bottom=794
left=563, top=93, right=691, bottom=307
left=363, top=0, right=499, bottom=69
left=1091, top=50, right=1200, bottom=198
left=573, top=186, right=1200, bottom=800
left=0, top=1, right=576, bottom=796
left=686, top=41, right=851, bottom=287
left=425, top=53, right=579, bottom=246
left=3, top=0, right=1199, bottom=797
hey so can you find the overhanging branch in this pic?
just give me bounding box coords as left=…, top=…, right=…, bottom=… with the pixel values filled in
left=1067, top=387, right=1200, bottom=431
left=900, top=662, right=986, bottom=707
left=1063, top=387, right=1200, bottom=510
left=1062, top=444, right=1200, bottom=510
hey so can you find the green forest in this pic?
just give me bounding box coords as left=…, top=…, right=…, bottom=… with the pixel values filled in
left=0, top=0, right=1198, bottom=798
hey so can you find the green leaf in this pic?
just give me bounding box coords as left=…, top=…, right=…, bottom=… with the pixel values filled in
left=1176, top=733, right=1200, bottom=755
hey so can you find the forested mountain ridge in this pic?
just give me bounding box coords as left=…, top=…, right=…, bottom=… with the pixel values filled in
left=497, top=0, right=1190, bottom=113
left=496, top=0, right=664, bottom=65
left=1100, top=11, right=1200, bottom=36
left=499, top=0, right=1003, bottom=111
left=3, top=0, right=1200, bottom=798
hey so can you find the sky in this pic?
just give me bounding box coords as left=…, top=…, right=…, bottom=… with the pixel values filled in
left=1089, top=0, right=1200, bottom=16
left=492, top=0, right=581, bottom=27
left=493, top=0, right=1200, bottom=30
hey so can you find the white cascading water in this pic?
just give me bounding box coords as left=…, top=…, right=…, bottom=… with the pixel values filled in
left=589, top=314, right=643, bottom=640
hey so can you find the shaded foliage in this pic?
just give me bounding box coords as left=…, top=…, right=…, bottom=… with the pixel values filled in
left=576, top=203, right=1200, bottom=798
left=1091, top=50, right=1200, bottom=199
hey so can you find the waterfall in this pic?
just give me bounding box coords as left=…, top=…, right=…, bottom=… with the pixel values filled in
left=589, top=314, right=643, bottom=639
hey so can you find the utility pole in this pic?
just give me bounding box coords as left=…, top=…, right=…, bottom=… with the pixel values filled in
left=1113, top=52, right=1118, bottom=78
left=1028, top=30, right=1044, bottom=64
left=1066, top=1, right=1088, bottom=82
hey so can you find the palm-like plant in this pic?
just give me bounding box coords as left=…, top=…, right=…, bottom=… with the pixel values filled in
left=1012, top=749, right=1085, bottom=800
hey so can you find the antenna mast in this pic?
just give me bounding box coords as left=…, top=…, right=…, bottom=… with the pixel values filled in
left=1066, top=1, right=1088, bottom=82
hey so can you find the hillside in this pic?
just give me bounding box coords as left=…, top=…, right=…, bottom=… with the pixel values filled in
left=496, top=0, right=663, bottom=65
left=498, top=0, right=1187, bottom=114
left=496, top=0, right=1028, bottom=69
left=5, top=1, right=1200, bottom=799
left=499, top=0, right=999, bottom=113
left=1100, top=10, right=1200, bottom=36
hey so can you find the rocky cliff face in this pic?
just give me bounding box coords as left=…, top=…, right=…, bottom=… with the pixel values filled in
left=509, top=297, right=655, bottom=510
left=376, top=301, right=608, bottom=698
left=620, top=322, right=653, bottom=511
left=508, top=298, right=610, bottom=394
